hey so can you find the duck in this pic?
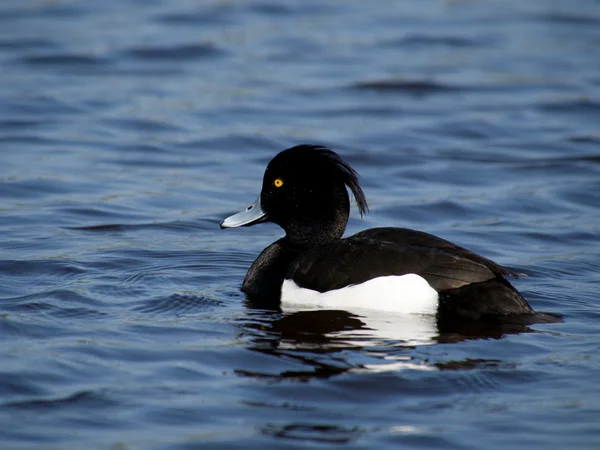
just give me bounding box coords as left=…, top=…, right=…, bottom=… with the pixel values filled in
left=221, top=145, right=558, bottom=324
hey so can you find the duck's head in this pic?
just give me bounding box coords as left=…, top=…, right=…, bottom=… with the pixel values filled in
left=221, top=145, right=368, bottom=245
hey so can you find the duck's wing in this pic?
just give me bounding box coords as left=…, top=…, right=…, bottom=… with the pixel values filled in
left=351, top=227, right=522, bottom=277
left=286, top=228, right=554, bottom=322
left=286, top=228, right=511, bottom=293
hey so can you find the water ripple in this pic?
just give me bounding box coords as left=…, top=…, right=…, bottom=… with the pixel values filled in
left=395, top=34, right=492, bottom=48
left=20, top=53, right=110, bottom=68
left=5, top=390, right=116, bottom=411
left=2, top=290, right=106, bottom=319
left=352, top=79, right=460, bottom=95
left=125, top=43, right=225, bottom=61
left=261, top=423, right=363, bottom=444
left=132, top=294, right=223, bottom=315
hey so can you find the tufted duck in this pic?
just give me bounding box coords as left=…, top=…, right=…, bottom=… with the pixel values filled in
left=221, top=145, right=558, bottom=324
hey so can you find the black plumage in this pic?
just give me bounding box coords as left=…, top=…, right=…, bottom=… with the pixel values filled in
left=221, top=145, right=559, bottom=323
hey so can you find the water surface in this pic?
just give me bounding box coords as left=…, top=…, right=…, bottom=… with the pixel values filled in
left=1, top=0, right=600, bottom=448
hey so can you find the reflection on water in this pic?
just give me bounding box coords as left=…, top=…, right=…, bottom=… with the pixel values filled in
left=237, top=307, right=535, bottom=380
left=278, top=307, right=439, bottom=347
left=261, top=422, right=363, bottom=444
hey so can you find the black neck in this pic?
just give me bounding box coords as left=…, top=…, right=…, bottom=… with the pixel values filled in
left=283, top=188, right=349, bottom=247
left=284, top=217, right=346, bottom=248
left=242, top=238, right=305, bottom=306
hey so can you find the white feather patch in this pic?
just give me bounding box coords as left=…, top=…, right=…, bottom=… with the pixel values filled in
left=281, top=274, right=439, bottom=315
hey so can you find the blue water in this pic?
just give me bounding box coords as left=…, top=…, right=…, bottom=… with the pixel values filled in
left=1, top=0, right=600, bottom=448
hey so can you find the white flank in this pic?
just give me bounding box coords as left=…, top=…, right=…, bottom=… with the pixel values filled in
left=281, top=274, right=439, bottom=315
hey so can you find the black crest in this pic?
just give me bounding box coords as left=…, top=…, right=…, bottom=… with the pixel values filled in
left=284, top=145, right=369, bottom=216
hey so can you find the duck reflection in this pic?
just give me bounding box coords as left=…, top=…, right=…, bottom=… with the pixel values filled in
left=273, top=307, right=440, bottom=347
left=237, top=301, right=539, bottom=381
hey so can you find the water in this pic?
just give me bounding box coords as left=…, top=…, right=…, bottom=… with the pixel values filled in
left=1, top=0, right=599, bottom=448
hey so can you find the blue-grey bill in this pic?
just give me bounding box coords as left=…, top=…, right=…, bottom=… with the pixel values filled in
left=220, top=196, right=267, bottom=229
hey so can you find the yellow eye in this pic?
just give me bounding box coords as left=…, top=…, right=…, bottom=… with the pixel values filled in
left=274, top=178, right=283, bottom=188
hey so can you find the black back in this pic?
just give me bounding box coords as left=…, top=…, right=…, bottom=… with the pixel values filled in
left=287, top=227, right=515, bottom=292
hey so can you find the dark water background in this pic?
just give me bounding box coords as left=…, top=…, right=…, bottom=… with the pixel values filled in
left=1, top=0, right=600, bottom=448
